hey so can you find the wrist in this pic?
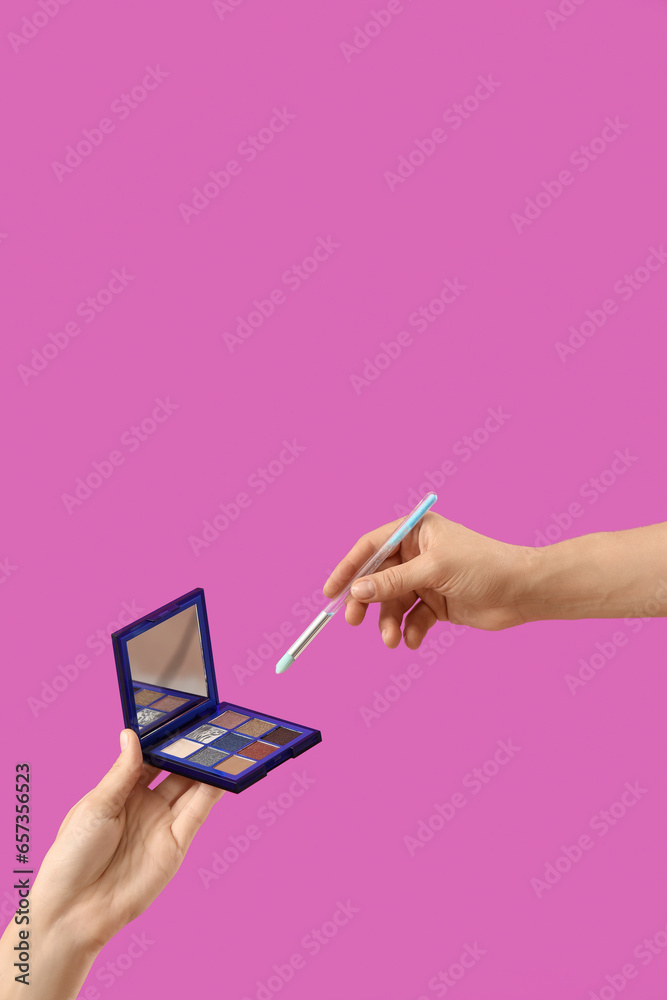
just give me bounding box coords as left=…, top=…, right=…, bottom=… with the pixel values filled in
left=1, top=898, right=101, bottom=1000
left=515, top=533, right=626, bottom=623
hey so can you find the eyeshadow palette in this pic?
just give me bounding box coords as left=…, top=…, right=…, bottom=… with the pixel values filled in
left=112, top=588, right=321, bottom=792
left=153, top=708, right=308, bottom=783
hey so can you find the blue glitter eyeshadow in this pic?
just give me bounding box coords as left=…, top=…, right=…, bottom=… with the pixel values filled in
left=188, top=747, right=228, bottom=767
left=211, top=732, right=252, bottom=753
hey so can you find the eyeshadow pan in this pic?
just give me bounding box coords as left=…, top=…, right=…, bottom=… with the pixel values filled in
left=238, top=741, right=275, bottom=761
left=188, top=747, right=228, bottom=767
left=151, top=695, right=188, bottom=713
left=211, top=710, right=249, bottom=728
left=236, top=718, right=276, bottom=738
left=187, top=725, right=226, bottom=744
left=211, top=732, right=252, bottom=754
left=134, top=689, right=161, bottom=706
left=161, top=738, right=202, bottom=758
left=215, top=755, right=255, bottom=775
left=136, top=708, right=165, bottom=726
left=263, top=726, right=301, bottom=746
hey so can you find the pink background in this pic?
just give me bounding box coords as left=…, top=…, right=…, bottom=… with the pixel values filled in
left=3, top=0, right=667, bottom=996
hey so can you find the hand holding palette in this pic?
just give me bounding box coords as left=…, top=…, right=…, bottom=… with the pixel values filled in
left=112, top=589, right=321, bottom=792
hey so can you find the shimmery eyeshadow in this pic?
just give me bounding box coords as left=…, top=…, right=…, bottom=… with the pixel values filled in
left=187, top=725, right=226, bottom=744
left=137, top=708, right=165, bottom=726
left=263, top=726, right=301, bottom=746
left=188, top=747, right=228, bottom=767
left=134, top=689, right=161, bottom=706
left=236, top=718, right=276, bottom=738
left=215, top=755, right=255, bottom=775
left=211, top=710, right=249, bottom=728
left=211, top=732, right=253, bottom=754
left=238, top=741, right=275, bottom=761
left=161, top=738, right=201, bottom=758
left=151, top=695, right=188, bottom=712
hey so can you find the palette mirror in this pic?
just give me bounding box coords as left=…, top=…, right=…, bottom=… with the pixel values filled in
left=125, top=604, right=210, bottom=734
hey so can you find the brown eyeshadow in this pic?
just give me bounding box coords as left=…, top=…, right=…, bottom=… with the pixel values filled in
left=236, top=718, right=275, bottom=738
left=238, top=741, right=275, bottom=761
left=134, top=689, right=160, bottom=706
left=151, top=695, right=188, bottom=712
left=214, top=755, right=254, bottom=775
left=211, top=710, right=249, bottom=728
left=263, top=726, right=300, bottom=746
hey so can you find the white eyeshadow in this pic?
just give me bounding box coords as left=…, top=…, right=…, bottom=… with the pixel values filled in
left=137, top=708, right=164, bottom=726
left=187, top=725, right=226, bottom=744
left=161, top=738, right=201, bottom=758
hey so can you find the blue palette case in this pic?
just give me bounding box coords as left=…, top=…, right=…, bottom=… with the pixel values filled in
left=112, top=588, right=321, bottom=792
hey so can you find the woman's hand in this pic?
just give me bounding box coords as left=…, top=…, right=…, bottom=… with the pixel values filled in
left=324, top=512, right=533, bottom=648
left=323, top=512, right=667, bottom=649
left=1, top=730, right=223, bottom=999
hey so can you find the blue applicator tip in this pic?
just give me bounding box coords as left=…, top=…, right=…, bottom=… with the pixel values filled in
left=276, top=653, right=294, bottom=675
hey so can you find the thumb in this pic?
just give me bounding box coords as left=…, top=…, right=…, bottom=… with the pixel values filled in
left=350, top=553, right=433, bottom=603
left=90, top=729, right=144, bottom=820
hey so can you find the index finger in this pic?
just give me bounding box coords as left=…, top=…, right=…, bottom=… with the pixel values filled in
left=171, top=783, right=225, bottom=852
left=323, top=517, right=405, bottom=598
left=137, top=762, right=163, bottom=787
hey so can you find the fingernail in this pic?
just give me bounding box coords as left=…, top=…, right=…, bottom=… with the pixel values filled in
left=120, top=730, right=129, bottom=752
left=381, top=628, right=389, bottom=644
left=351, top=579, right=375, bottom=600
